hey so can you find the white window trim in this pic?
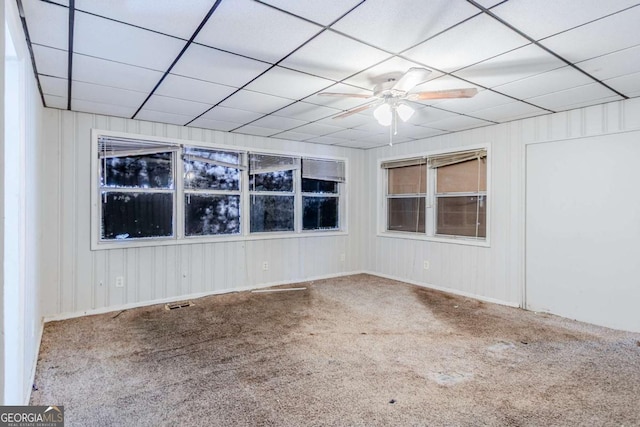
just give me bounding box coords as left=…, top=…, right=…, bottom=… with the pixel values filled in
left=91, top=129, right=348, bottom=250
left=377, top=143, right=491, bottom=247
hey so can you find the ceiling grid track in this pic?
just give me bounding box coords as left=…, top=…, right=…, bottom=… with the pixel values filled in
left=15, top=0, right=46, bottom=107
left=67, top=0, right=75, bottom=110
left=131, top=0, right=224, bottom=119
left=467, top=0, right=629, bottom=100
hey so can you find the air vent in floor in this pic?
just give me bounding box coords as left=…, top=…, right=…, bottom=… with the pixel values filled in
left=165, top=301, right=193, bottom=310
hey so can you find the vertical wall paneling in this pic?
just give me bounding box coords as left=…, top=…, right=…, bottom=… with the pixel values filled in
left=41, top=110, right=364, bottom=318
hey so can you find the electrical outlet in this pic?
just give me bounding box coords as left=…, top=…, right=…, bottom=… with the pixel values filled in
left=340, top=253, right=346, bottom=262
left=115, top=276, right=124, bottom=288
left=262, top=261, right=269, bottom=271
left=423, top=260, right=430, bottom=270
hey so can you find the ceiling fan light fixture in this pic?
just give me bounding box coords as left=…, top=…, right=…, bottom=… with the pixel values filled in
left=374, top=103, right=393, bottom=126
left=396, top=103, right=414, bottom=122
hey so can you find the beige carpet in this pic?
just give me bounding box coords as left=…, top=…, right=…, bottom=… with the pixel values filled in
left=31, top=274, right=640, bottom=426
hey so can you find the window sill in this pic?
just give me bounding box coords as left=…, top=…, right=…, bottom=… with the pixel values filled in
left=91, top=230, right=349, bottom=251
left=376, top=231, right=490, bottom=247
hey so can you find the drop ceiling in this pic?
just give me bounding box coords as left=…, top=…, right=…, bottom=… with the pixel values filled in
left=19, top=0, right=640, bottom=149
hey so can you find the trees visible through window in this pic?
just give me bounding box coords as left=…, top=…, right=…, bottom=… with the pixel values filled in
left=99, top=138, right=176, bottom=240
left=183, top=147, right=242, bottom=236
left=93, top=133, right=347, bottom=248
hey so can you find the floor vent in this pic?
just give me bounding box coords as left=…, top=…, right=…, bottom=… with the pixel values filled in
left=165, top=301, right=193, bottom=310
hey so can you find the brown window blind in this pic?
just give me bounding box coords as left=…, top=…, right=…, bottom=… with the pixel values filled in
left=388, top=164, right=427, bottom=194
left=436, top=158, right=487, bottom=193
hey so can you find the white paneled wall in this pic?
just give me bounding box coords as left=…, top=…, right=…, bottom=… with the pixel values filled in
left=40, top=110, right=365, bottom=318
left=365, top=97, right=640, bottom=313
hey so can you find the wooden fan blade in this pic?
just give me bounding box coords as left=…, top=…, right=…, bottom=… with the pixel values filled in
left=317, top=92, right=372, bottom=99
left=407, top=88, right=478, bottom=101
left=333, top=101, right=381, bottom=119
left=392, top=67, right=432, bottom=93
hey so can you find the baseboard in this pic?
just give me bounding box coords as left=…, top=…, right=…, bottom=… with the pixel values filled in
left=43, top=270, right=367, bottom=322
left=364, top=271, right=520, bottom=308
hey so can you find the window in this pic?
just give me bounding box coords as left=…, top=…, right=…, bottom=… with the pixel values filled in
left=381, top=148, right=488, bottom=242
left=183, top=147, right=242, bottom=237
left=98, top=137, right=178, bottom=240
left=301, top=158, right=345, bottom=231
left=92, top=132, right=347, bottom=248
left=433, top=153, right=486, bottom=238
left=249, top=153, right=298, bottom=233
left=383, top=158, right=427, bottom=233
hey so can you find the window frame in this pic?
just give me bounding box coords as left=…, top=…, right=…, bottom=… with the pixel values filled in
left=378, top=144, right=491, bottom=247
left=91, top=130, right=348, bottom=250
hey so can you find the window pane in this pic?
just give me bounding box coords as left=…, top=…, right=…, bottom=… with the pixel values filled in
left=102, top=152, right=173, bottom=189
left=184, top=161, right=240, bottom=190
left=250, top=170, right=293, bottom=192
left=101, top=192, right=173, bottom=240
left=250, top=195, right=294, bottom=232
left=302, top=178, right=338, bottom=194
left=436, top=158, right=486, bottom=193
left=303, top=197, right=338, bottom=230
left=185, top=194, right=240, bottom=236
left=388, top=164, right=427, bottom=194
left=387, top=197, right=426, bottom=233
left=436, top=195, right=486, bottom=238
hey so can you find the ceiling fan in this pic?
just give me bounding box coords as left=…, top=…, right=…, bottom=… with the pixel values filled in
left=318, top=68, right=478, bottom=139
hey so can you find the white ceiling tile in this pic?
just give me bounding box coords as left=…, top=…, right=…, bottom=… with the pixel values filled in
left=200, top=106, right=263, bottom=124
left=434, top=90, right=513, bottom=114
left=526, top=83, right=622, bottom=111
left=259, top=0, right=362, bottom=26
left=605, top=72, right=640, bottom=97
left=307, top=135, right=351, bottom=145
left=454, top=44, right=565, bottom=88
left=491, top=0, right=640, bottom=40
left=75, top=0, right=215, bottom=39
left=326, top=128, right=373, bottom=140
left=403, top=14, right=529, bottom=72
left=410, top=106, right=460, bottom=124
left=32, top=45, right=67, bottom=78
left=540, top=6, right=640, bottom=63
left=48, top=0, right=69, bottom=6
left=250, top=115, right=307, bottom=131
left=173, top=44, right=271, bottom=88
left=271, top=130, right=317, bottom=141
left=280, top=31, right=391, bottom=81
left=425, top=115, right=493, bottom=131
left=234, top=125, right=279, bottom=137
left=23, top=0, right=68, bottom=50
left=135, top=109, right=194, bottom=126
left=291, top=122, right=344, bottom=136
left=245, top=67, right=333, bottom=100
left=578, top=45, right=640, bottom=81
left=73, top=81, right=147, bottom=108
left=343, top=57, right=443, bottom=92
left=188, top=117, right=240, bottom=132
left=156, top=74, right=236, bottom=105
left=195, top=0, right=321, bottom=63
left=74, top=11, right=185, bottom=71
left=354, top=133, right=413, bottom=146
left=219, top=90, right=293, bottom=114
left=473, top=0, right=506, bottom=8
left=39, top=75, right=67, bottom=97
left=469, top=101, right=547, bottom=122
left=143, top=95, right=211, bottom=117
left=493, top=67, right=594, bottom=100
left=273, top=102, right=340, bottom=122
left=73, top=54, right=164, bottom=93
left=357, top=122, right=444, bottom=140
left=44, top=94, right=67, bottom=109
left=72, top=99, right=137, bottom=118
left=332, top=0, right=479, bottom=53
